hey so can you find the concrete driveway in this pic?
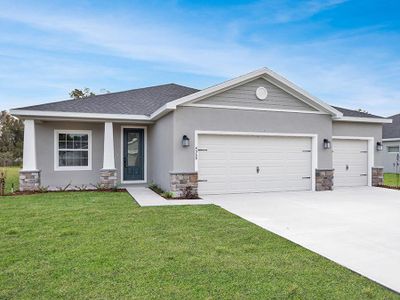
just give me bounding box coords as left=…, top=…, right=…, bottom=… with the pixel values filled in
left=203, top=187, right=400, bottom=293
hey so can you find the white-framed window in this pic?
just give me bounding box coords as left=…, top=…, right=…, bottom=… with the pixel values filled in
left=54, top=130, right=92, bottom=171
left=387, top=145, right=400, bottom=153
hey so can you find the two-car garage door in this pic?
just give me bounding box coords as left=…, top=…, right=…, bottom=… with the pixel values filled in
left=197, top=134, right=313, bottom=195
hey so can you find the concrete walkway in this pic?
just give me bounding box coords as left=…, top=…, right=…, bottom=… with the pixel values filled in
left=126, top=186, right=212, bottom=206
left=203, top=187, right=400, bottom=293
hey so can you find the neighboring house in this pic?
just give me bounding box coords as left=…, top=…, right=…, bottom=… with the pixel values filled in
left=11, top=68, right=392, bottom=196
left=383, top=113, right=400, bottom=173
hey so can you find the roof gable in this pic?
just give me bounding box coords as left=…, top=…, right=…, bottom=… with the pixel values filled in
left=160, top=68, right=343, bottom=118
left=191, top=77, right=318, bottom=112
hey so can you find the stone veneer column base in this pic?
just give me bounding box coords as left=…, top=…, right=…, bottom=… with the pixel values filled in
left=315, top=169, right=334, bottom=191
left=19, top=170, right=41, bottom=191
left=100, top=169, right=118, bottom=189
left=170, top=172, right=198, bottom=198
left=372, top=167, right=384, bottom=186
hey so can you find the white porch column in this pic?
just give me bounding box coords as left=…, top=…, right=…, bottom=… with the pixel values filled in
left=102, top=122, right=115, bottom=169
left=20, top=119, right=40, bottom=191
left=22, top=119, right=37, bottom=171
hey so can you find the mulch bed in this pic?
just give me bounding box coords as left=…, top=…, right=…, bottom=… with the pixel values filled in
left=149, top=186, right=201, bottom=200
left=378, top=185, right=400, bottom=191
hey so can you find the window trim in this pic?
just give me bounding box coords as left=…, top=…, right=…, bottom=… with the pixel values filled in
left=387, top=145, right=400, bottom=153
left=54, top=129, right=92, bottom=171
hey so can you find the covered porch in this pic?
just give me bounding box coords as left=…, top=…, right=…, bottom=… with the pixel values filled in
left=19, top=119, right=149, bottom=191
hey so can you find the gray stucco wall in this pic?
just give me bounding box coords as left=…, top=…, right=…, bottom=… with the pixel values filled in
left=33, top=111, right=385, bottom=190
left=332, top=121, right=383, bottom=166
left=36, top=121, right=152, bottom=188
left=147, top=113, right=174, bottom=190
left=36, top=121, right=104, bottom=188
left=382, top=140, right=400, bottom=173
left=172, top=106, right=333, bottom=173
left=197, top=78, right=316, bottom=112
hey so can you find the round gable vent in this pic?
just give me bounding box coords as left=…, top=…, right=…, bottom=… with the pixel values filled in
left=256, top=86, right=268, bottom=100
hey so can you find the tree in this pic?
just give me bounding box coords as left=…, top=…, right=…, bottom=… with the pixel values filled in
left=0, top=111, right=24, bottom=166
left=69, top=87, right=96, bottom=99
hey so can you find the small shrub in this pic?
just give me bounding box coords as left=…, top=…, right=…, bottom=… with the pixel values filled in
left=90, top=183, right=104, bottom=190
left=148, top=182, right=158, bottom=190
left=162, top=191, right=174, bottom=199
left=74, top=184, right=88, bottom=191
left=111, top=182, right=121, bottom=192
left=38, top=186, right=49, bottom=193
left=148, top=183, right=164, bottom=194
left=56, top=182, right=72, bottom=192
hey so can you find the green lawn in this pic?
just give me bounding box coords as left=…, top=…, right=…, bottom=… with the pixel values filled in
left=384, top=173, right=400, bottom=187
left=0, top=192, right=398, bottom=299
left=1, top=166, right=20, bottom=193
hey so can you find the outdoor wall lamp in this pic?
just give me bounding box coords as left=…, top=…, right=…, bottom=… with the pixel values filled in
left=182, top=135, right=190, bottom=147
left=376, top=142, right=383, bottom=151
left=323, top=138, right=331, bottom=150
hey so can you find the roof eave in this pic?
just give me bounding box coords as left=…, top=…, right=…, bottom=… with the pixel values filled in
left=333, top=116, right=392, bottom=124
left=10, top=109, right=152, bottom=122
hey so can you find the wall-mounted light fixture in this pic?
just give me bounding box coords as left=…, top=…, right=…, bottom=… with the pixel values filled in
left=323, top=138, right=331, bottom=150
left=182, top=135, right=190, bottom=147
left=376, top=142, right=383, bottom=151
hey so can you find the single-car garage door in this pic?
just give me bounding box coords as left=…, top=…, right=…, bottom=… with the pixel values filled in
left=197, top=134, right=313, bottom=195
left=333, top=139, right=369, bottom=187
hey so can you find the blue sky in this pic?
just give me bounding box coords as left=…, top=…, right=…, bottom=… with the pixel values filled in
left=0, top=0, right=399, bottom=116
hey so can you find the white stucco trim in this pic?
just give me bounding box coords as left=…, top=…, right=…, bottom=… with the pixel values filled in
left=120, top=125, right=148, bottom=184
left=194, top=130, right=318, bottom=191
left=10, top=109, right=151, bottom=121
left=333, top=117, right=392, bottom=124
left=184, top=103, right=328, bottom=115
left=54, top=129, right=92, bottom=171
left=383, top=138, right=400, bottom=142
left=22, top=120, right=38, bottom=171
left=332, top=136, right=374, bottom=187
left=102, top=122, right=115, bottom=169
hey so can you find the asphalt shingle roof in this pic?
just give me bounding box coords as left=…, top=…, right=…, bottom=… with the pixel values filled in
left=13, top=83, right=387, bottom=122
left=332, top=106, right=384, bottom=119
left=14, top=84, right=199, bottom=116
left=383, top=113, right=400, bottom=139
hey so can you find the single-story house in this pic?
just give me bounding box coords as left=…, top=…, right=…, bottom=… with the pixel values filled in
left=11, top=68, right=392, bottom=196
left=383, top=113, right=400, bottom=173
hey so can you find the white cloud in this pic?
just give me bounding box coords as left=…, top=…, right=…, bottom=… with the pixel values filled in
left=0, top=1, right=398, bottom=116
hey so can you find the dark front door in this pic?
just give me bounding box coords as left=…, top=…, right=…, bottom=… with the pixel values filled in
left=123, top=128, right=144, bottom=181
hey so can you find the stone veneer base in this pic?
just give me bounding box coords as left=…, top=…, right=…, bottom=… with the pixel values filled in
left=372, top=167, right=384, bottom=186
left=316, top=169, right=334, bottom=191
left=19, top=170, right=41, bottom=191
left=170, top=172, right=198, bottom=198
left=100, top=169, right=118, bottom=188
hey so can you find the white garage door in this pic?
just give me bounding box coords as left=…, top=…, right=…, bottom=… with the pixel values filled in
left=197, top=134, right=313, bottom=195
left=333, top=139, right=368, bottom=187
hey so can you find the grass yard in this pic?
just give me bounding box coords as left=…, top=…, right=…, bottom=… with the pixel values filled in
left=1, top=166, right=20, bottom=193
left=384, top=173, right=400, bottom=187
left=1, top=192, right=398, bottom=299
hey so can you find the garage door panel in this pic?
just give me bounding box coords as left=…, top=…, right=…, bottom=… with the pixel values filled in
left=198, top=134, right=313, bottom=194
left=333, top=139, right=368, bottom=187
